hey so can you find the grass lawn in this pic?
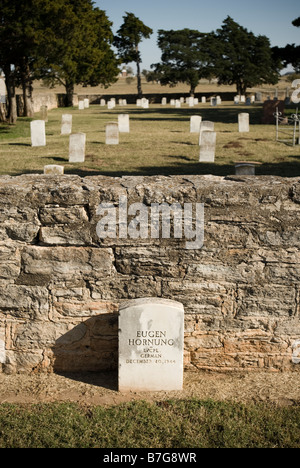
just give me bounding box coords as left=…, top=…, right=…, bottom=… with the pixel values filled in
left=0, top=101, right=300, bottom=177
left=0, top=399, right=299, bottom=448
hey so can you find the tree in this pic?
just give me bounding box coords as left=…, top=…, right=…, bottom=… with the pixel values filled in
left=114, top=12, right=153, bottom=97
left=213, top=17, right=280, bottom=95
left=292, top=17, right=300, bottom=27
left=152, top=29, right=216, bottom=96
left=272, top=18, right=300, bottom=73
left=36, top=0, right=120, bottom=106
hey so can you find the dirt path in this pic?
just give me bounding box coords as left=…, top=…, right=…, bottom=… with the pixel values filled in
left=0, top=371, right=299, bottom=407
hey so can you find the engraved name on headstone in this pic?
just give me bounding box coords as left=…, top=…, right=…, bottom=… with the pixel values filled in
left=118, top=298, right=184, bottom=392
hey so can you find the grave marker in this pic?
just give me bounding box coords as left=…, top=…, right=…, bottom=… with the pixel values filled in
left=238, top=113, right=250, bottom=132
left=31, top=120, right=46, bottom=147
left=44, top=165, right=64, bottom=175
left=106, top=122, right=119, bottom=144
left=199, top=131, right=216, bottom=162
left=40, top=105, right=48, bottom=122
left=118, top=298, right=184, bottom=392
left=118, top=114, right=130, bottom=133
left=190, top=115, right=202, bottom=133
left=79, top=101, right=85, bottom=110
left=84, top=98, right=89, bottom=108
left=69, top=133, right=86, bottom=162
left=61, top=114, right=72, bottom=135
left=199, top=121, right=214, bottom=145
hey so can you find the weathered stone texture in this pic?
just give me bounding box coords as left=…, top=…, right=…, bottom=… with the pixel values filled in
left=0, top=174, right=299, bottom=374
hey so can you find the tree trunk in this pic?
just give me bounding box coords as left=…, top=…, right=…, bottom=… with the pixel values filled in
left=65, top=81, right=74, bottom=107
left=20, top=61, right=34, bottom=117
left=136, top=60, right=142, bottom=98
left=0, top=103, right=6, bottom=123
left=3, top=65, right=17, bottom=125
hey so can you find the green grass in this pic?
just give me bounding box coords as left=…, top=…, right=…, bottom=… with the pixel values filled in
left=0, top=102, right=300, bottom=178
left=0, top=399, right=299, bottom=448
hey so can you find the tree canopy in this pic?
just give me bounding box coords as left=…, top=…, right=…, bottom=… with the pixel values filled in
left=0, top=0, right=119, bottom=122
left=151, top=29, right=213, bottom=96
left=114, top=12, right=153, bottom=97
left=212, top=17, right=280, bottom=95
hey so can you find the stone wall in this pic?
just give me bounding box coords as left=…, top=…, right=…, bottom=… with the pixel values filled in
left=0, top=174, right=299, bottom=374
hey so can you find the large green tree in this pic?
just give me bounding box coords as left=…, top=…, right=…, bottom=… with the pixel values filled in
left=213, top=17, right=280, bottom=95
left=114, top=12, right=153, bottom=97
left=152, top=29, right=215, bottom=96
left=36, top=0, right=119, bottom=106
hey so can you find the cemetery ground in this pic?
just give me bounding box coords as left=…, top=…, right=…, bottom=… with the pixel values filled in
left=0, top=101, right=300, bottom=177
left=0, top=85, right=300, bottom=447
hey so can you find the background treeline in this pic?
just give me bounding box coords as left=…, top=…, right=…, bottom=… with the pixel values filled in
left=0, top=0, right=299, bottom=124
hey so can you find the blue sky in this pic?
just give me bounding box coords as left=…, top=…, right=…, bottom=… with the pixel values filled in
left=94, top=0, right=299, bottom=71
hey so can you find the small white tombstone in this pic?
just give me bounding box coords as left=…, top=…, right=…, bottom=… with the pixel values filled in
left=84, top=98, right=89, bottom=108
left=118, top=114, right=130, bottom=133
left=194, top=98, right=199, bottom=105
left=238, top=113, right=250, bottom=133
left=240, top=95, right=246, bottom=103
left=142, top=99, right=149, bottom=109
left=235, top=162, right=260, bottom=176
left=234, top=96, right=240, bottom=105
left=79, top=101, right=85, bottom=110
left=199, top=121, right=215, bottom=145
left=188, top=97, right=194, bottom=107
left=190, top=115, right=202, bottom=133
left=100, top=99, right=106, bottom=106
left=106, top=122, right=119, bottom=145
left=216, top=96, right=222, bottom=105
left=69, top=133, right=86, bottom=163
left=122, top=99, right=127, bottom=106
left=31, top=120, right=46, bottom=147
left=199, top=131, right=216, bottom=162
left=61, top=114, right=72, bottom=135
left=118, top=298, right=184, bottom=392
left=175, top=100, right=181, bottom=108
left=210, top=97, right=217, bottom=106
left=44, top=165, right=64, bottom=175
left=201, top=97, right=206, bottom=104
left=136, top=99, right=142, bottom=107
left=161, top=97, right=167, bottom=105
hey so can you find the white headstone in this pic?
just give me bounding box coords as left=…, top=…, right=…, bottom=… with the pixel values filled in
left=69, top=133, right=86, bottom=163
left=199, top=131, right=216, bottom=162
left=108, top=101, right=115, bottom=110
left=188, top=97, right=194, bottom=107
left=238, top=113, right=250, bottom=133
left=161, top=97, right=167, bottom=105
left=44, top=165, right=64, bottom=175
left=118, top=114, right=130, bottom=133
left=31, top=120, right=46, bottom=147
left=106, top=122, right=119, bottom=145
left=190, top=115, right=202, bottom=133
left=61, top=114, right=72, bottom=135
left=234, top=96, right=240, bottom=105
left=235, top=162, right=256, bottom=176
left=84, top=98, right=89, bottom=109
left=201, top=97, right=206, bottom=104
left=240, top=95, right=246, bottom=103
left=118, top=298, right=184, bottom=392
left=175, top=100, right=181, bottom=108
left=199, top=121, right=215, bottom=145
left=79, top=101, right=85, bottom=110
left=100, top=99, right=106, bottom=106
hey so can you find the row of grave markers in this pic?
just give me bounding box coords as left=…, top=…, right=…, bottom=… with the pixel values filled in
left=30, top=102, right=255, bottom=176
